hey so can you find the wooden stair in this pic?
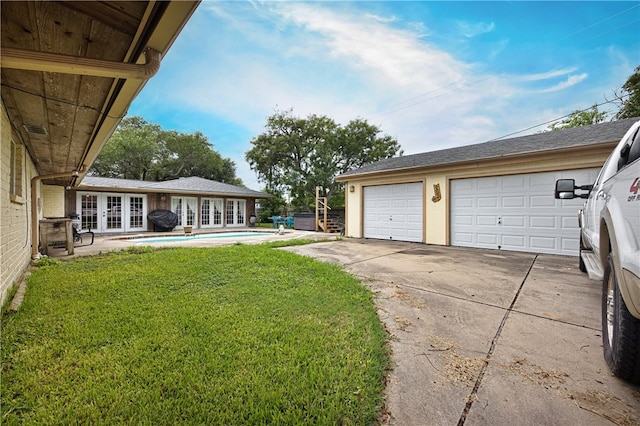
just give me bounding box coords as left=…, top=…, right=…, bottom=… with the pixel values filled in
left=318, top=217, right=343, bottom=234
left=315, top=186, right=343, bottom=234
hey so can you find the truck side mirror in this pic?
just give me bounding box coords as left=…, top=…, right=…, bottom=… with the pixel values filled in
left=555, top=179, right=576, bottom=199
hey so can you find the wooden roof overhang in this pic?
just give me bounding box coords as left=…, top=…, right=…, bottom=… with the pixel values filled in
left=1, top=1, right=199, bottom=187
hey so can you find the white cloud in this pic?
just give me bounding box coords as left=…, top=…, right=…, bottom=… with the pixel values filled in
left=456, top=20, right=495, bottom=38
left=539, top=73, right=588, bottom=93
left=273, top=3, right=469, bottom=89
left=365, top=13, right=396, bottom=24
left=520, top=67, right=579, bottom=82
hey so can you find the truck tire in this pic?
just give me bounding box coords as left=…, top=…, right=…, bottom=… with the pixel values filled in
left=602, top=253, right=640, bottom=384
left=578, top=238, right=586, bottom=273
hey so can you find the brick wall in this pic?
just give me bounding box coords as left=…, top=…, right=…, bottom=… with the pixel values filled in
left=1, top=102, right=36, bottom=306
left=42, top=185, right=65, bottom=218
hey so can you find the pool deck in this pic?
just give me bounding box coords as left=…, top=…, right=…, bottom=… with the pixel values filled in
left=42, top=228, right=341, bottom=259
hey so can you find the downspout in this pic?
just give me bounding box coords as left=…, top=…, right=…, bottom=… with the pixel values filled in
left=30, top=171, right=78, bottom=259
left=1, top=47, right=161, bottom=79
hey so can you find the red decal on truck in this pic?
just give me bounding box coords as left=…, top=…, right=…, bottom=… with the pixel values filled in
left=630, top=177, right=640, bottom=195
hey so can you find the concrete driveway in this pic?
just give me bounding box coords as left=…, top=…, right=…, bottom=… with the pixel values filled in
left=282, top=239, right=640, bottom=426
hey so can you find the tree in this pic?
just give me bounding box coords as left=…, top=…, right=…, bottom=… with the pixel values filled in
left=256, top=187, right=287, bottom=222
left=245, top=110, right=402, bottom=210
left=612, top=65, right=640, bottom=119
left=545, top=104, right=607, bottom=132
left=90, top=117, right=242, bottom=185
left=90, top=116, right=162, bottom=180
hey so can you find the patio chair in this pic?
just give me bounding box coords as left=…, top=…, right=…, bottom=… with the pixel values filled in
left=73, top=226, right=94, bottom=245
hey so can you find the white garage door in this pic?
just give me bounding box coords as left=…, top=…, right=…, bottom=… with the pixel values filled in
left=364, top=182, right=423, bottom=242
left=450, top=169, right=600, bottom=255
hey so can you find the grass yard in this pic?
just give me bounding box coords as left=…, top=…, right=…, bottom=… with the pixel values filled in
left=1, top=244, right=389, bottom=425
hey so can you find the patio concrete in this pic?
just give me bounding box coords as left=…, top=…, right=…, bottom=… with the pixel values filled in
left=281, top=239, right=640, bottom=426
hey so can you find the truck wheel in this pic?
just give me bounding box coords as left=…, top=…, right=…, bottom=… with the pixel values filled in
left=601, top=253, right=640, bottom=384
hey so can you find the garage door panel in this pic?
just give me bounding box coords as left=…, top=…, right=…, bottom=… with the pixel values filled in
left=478, top=178, right=499, bottom=190
left=502, top=176, right=525, bottom=189
left=530, top=173, right=556, bottom=187
left=477, top=216, right=496, bottom=226
left=561, top=216, right=578, bottom=228
left=455, top=198, right=474, bottom=208
left=456, top=215, right=474, bottom=226
left=364, top=182, right=423, bottom=243
left=478, top=197, right=498, bottom=208
left=562, top=238, right=578, bottom=251
left=502, top=196, right=526, bottom=208
left=451, top=168, right=600, bottom=255
left=502, top=216, right=525, bottom=227
left=530, top=194, right=555, bottom=207
left=407, top=214, right=422, bottom=223
left=501, top=235, right=526, bottom=250
left=477, top=233, right=499, bottom=245
left=530, top=236, right=557, bottom=250
left=530, top=216, right=555, bottom=228
left=455, top=232, right=474, bottom=244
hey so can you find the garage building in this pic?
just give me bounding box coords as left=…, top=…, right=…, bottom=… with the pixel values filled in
left=335, top=118, right=638, bottom=256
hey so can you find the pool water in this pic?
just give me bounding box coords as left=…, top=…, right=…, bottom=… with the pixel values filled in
left=131, top=232, right=272, bottom=243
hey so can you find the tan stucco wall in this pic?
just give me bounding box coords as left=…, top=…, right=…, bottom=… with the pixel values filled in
left=42, top=185, right=65, bottom=218
left=342, top=145, right=615, bottom=245
left=1, top=102, right=37, bottom=306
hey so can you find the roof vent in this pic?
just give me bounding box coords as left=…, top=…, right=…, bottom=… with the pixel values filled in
left=24, top=124, right=47, bottom=135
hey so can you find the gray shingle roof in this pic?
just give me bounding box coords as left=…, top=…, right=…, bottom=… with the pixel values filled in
left=79, top=176, right=270, bottom=198
left=337, top=117, right=639, bottom=179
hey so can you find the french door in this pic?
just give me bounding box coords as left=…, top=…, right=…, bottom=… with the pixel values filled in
left=171, top=197, right=198, bottom=229
left=226, top=199, right=246, bottom=227
left=77, top=192, right=147, bottom=233
left=201, top=198, right=224, bottom=228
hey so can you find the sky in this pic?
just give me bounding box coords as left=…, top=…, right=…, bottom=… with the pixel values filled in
left=128, top=1, right=640, bottom=190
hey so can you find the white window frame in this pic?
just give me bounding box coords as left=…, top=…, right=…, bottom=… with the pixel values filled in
left=10, top=139, right=25, bottom=203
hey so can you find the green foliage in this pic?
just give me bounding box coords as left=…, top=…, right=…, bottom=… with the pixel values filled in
left=246, top=110, right=402, bottom=211
left=257, top=187, right=287, bottom=221
left=89, top=117, right=242, bottom=185
left=1, top=246, right=389, bottom=425
left=546, top=104, right=607, bottom=131
left=614, top=65, right=640, bottom=119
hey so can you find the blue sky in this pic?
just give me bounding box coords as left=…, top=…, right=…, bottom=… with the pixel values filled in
left=128, top=1, right=640, bottom=189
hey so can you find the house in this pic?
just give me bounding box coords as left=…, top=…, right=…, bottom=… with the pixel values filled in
left=1, top=1, right=200, bottom=305
left=336, top=117, right=639, bottom=256
left=68, top=176, right=270, bottom=233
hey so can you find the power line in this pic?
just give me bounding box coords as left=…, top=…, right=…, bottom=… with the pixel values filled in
left=555, top=3, right=639, bottom=42
left=486, top=98, right=626, bottom=142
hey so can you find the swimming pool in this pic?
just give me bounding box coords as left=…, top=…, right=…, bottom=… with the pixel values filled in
left=130, top=231, right=273, bottom=243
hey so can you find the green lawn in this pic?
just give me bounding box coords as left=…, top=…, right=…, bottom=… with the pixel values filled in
left=1, top=244, right=389, bottom=425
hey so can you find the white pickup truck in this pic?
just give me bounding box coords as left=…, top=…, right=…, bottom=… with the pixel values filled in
left=555, top=119, right=640, bottom=384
